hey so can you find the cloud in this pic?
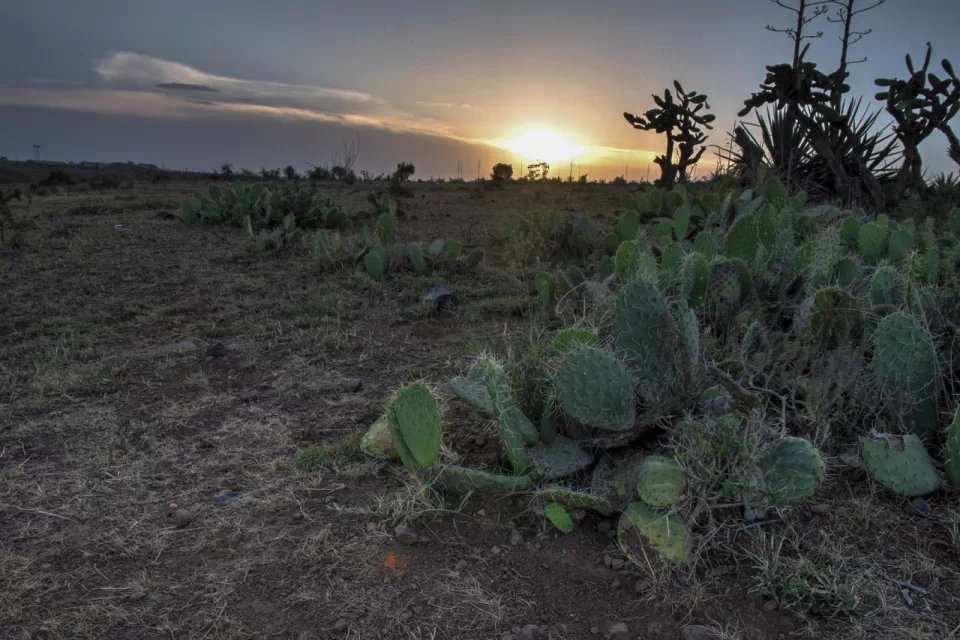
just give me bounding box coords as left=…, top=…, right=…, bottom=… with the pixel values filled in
left=416, top=101, right=473, bottom=110
left=0, top=51, right=501, bottom=158
left=154, top=82, right=218, bottom=92
left=95, top=52, right=381, bottom=111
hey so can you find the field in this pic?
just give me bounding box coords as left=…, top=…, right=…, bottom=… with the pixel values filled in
left=2, top=177, right=959, bottom=640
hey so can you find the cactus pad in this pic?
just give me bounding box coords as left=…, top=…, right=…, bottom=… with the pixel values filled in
left=610, top=279, right=673, bottom=378
left=545, top=503, right=575, bottom=533
left=707, top=259, right=742, bottom=320
left=809, top=287, right=862, bottom=348
left=364, top=245, right=389, bottom=280
left=387, top=383, right=442, bottom=471
left=946, top=409, right=960, bottom=489
left=477, top=358, right=538, bottom=472
left=432, top=465, right=533, bottom=494
left=617, top=501, right=689, bottom=567
left=634, top=455, right=687, bottom=508
left=758, top=436, right=825, bottom=505
left=861, top=434, right=941, bottom=496
left=857, top=222, right=887, bottom=264
left=554, top=347, right=636, bottom=431
left=549, top=328, right=599, bottom=354
left=449, top=364, right=493, bottom=416
left=535, top=487, right=615, bottom=515
left=528, top=435, right=594, bottom=480
left=360, top=415, right=397, bottom=460
left=872, top=312, right=939, bottom=441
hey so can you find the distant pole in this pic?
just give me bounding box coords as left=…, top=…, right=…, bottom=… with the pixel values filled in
left=33, top=144, right=40, bottom=160
left=625, top=164, right=628, bottom=180
left=569, top=162, right=573, bottom=181
left=646, top=164, right=650, bottom=183
left=477, top=159, right=480, bottom=181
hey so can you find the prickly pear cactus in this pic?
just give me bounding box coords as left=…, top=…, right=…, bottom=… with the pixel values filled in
left=868, top=266, right=900, bottom=307
left=808, top=287, right=862, bottom=348
left=543, top=503, right=574, bottom=533
left=634, top=455, right=687, bottom=508
left=432, top=465, right=532, bottom=494
left=614, top=240, right=637, bottom=278
left=872, top=312, right=939, bottom=441
left=707, top=259, right=742, bottom=320
left=554, top=347, right=636, bottom=431
left=945, top=409, right=960, bottom=489
left=609, top=279, right=673, bottom=380
left=477, top=358, right=538, bottom=473
left=528, top=435, right=594, bottom=480
left=724, top=214, right=762, bottom=263
left=887, top=228, right=914, bottom=264
left=758, top=436, right=825, bottom=505
left=360, top=415, right=396, bottom=460
left=681, top=253, right=709, bottom=309
left=834, top=257, right=863, bottom=287
left=858, top=221, right=887, bottom=265
left=617, top=501, right=689, bottom=567
left=364, top=244, right=390, bottom=280
left=535, top=487, right=615, bottom=515
left=449, top=364, right=493, bottom=416
left=860, top=434, right=941, bottom=496
left=387, top=383, right=442, bottom=472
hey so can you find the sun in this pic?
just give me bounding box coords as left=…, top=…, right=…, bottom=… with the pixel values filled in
left=498, top=126, right=586, bottom=163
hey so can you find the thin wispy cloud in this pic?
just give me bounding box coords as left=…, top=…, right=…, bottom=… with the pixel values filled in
left=416, top=101, right=473, bottom=110
left=95, top=52, right=381, bottom=110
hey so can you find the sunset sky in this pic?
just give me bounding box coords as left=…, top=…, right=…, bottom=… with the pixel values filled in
left=1, top=0, right=958, bottom=179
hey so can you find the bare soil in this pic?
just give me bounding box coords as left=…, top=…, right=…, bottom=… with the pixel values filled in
left=1, top=179, right=958, bottom=639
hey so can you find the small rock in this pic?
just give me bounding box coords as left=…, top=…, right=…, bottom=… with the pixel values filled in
left=509, top=530, right=524, bottom=546
left=810, top=503, right=831, bottom=516
left=609, top=558, right=625, bottom=571
left=590, top=626, right=600, bottom=636
left=333, top=618, right=349, bottom=632
left=214, top=489, right=240, bottom=502
left=365, top=522, right=378, bottom=534
left=761, top=599, right=779, bottom=612
left=490, top=545, right=502, bottom=556
left=394, top=524, right=418, bottom=545
left=681, top=624, right=717, bottom=640
left=475, top=509, right=487, bottom=517
left=206, top=342, right=227, bottom=358
left=839, top=449, right=863, bottom=468
left=344, top=377, right=363, bottom=393
left=909, top=497, right=931, bottom=516
left=634, top=578, right=651, bottom=593
left=424, top=284, right=457, bottom=311
left=604, top=622, right=629, bottom=639
left=173, top=508, right=194, bottom=528
left=602, top=554, right=614, bottom=569
left=610, top=579, right=621, bottom=589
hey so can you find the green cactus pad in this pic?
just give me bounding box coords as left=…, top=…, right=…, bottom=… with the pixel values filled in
left=431, top=465, right=533, bottom=494
left=681, top=253, right=710, bottom=309
left=867, top=267, right=900, bottom=306
left=707, top=259, right=742, bottom=320
left=834, top=257, right=863, bottom=287
left=449, top=364, right=493, bottom=416
left=554, top=347, right=636, bottom=431
left=724, top=214, right=761, bottom=263
left=946, top=409, right=960, bottom=489
left=872, top=312, right=939, bottom=441
left=858, top=222, right=887, bottom=264
left=477, top=359, right=538, bottom=472
left=887, top=228, right=914, bottom=264
left=377, top=211, right=397, bottom=246
left=694, top=231, right=719, bottom=259
left=360, top=415, right=397, bottom=460
left=673, top=204, right=692, bottom=240
left=464, top=249, right=484, bottom=268
left=634, top=455, right=687, bottom=508
left=535, top=487, right=615, bottom=515
left=614, top=240, right=636, bottom=278
left=364, top=245, right=390, bottom=280
left=841, top=217, right=862, bottom=248
left=387, top=383, right=442, bottom=471
left=617, top=501, right=689, bottom=567
left=861, top=434, right=941, bottom=496
left=758, top=436, right=825, bottom=505
left=545, top=503, right=575, bottom=533
left=528, top=435, right=594, bottom=480
left=610, top=279, right=673, bottom=376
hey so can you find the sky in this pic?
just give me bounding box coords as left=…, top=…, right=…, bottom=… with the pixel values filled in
left=0, top=0, right=958, bottom=179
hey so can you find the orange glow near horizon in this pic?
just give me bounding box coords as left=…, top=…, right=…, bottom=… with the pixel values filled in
left=496, top=125, right=587, bottom=163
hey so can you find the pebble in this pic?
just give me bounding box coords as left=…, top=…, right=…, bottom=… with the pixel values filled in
left=365, top=522, right=377, bottom=534
left=333, top=618, right=348, bottom=632
left=206, top=342, right=227, bottom=358
left=605, top=622, right=629, bottom=639
left=509, top=530, right=524, bottom=546
left=214, top=489, right=240, bottom=502
left=680, top=624, right=717, bottom=640
left=173, top=508, right=194, bottom=528
left=761, top=599, right=779, bottom=612
left=590, top=626, right=600, bottom=635
left=909, top=498, right=932, bottom=516
left=809, top=503, right=831, bottom=516
left=394, top=524, right=418, bottom=545
left=344, top=377, right=363, bottom=393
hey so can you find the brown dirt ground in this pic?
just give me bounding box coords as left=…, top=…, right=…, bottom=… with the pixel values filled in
left=1, top=179, right=958, bottom=639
